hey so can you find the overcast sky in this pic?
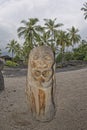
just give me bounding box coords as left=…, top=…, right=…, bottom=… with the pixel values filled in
left=0, top=0, right=87, bottom=50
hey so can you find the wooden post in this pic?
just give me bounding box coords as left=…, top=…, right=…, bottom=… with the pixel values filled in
left=26, top=46, right=56, bottom=122
left=0, top=60, right=4, bottom=91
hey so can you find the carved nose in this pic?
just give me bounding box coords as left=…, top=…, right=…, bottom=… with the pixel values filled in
left=39, top=76, right=45, bottom=82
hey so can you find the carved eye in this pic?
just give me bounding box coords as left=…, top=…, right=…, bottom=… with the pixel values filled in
left=33, top=54, right=39, bottom=60
left=34, top=70, right=41, bottom=77
left=42, top=70, right=51, bottom=77
left=44, top=55, right=51, bottom=61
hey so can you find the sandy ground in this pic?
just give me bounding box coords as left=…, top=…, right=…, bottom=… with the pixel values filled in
left=0, top=67, right=87, bottom=130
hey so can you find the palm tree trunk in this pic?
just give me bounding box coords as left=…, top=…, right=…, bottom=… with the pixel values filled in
left=12, top=50, right=14, bottom=64
left=61, top=47, right=65, bottom=67
left=72, top=42, right=74, bottom=51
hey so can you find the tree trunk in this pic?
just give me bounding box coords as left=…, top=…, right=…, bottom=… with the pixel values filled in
left=61, top=47, right=65, bottom=66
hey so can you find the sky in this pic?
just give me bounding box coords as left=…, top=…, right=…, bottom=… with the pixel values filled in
left=0, top=0, right=87, bottom=53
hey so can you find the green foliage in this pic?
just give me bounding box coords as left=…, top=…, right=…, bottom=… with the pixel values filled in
left=84, top=55, right=87, bottom=61
left=73, top=43, right=87, bottom=60
left=81, top=2, right=87, bottom=19
left=5, top=60, right=19, bottom=67
left=6, top=39, right=18, bottom=58
left=16, top=18, right=82, bottom=63
left=56, top=52, right=74, bottom=63
left=56, top=53, right=62, bottom=63
left=13, top=55, right=21, bottom=62
left=64, top=52, right=74, bottom=61
left=73, top=51, right=84, bottom=60
left=6, top=18, right=87, bottom=64
left=56, top=42, right=87, bottom=63
left=67, top=26, right=81, bottom=48
left=17, top=18, right=40, bottom=50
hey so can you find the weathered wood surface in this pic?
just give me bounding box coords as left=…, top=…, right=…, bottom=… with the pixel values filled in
left=26, top=46, right=56, bottom=122
left=0, top=60, right=4, bottom=90
left=0, top=60, right=4, bottom=71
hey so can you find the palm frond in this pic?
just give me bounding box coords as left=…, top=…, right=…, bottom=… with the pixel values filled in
left=21, top=20, right=27, bottom=25
left=17, top=27, right=26, bottom=33
left=18, top=30, right=26, bottom=38
left=81, top=2, right=87, bottom=19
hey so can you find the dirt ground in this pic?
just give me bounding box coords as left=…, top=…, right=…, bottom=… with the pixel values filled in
left=0, top=67, right=87, bottom=130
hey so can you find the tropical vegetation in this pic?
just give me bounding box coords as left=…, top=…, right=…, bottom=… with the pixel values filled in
left=1, top=1, right=87, bottom=67
left=3, top=17, right=87, bottom=67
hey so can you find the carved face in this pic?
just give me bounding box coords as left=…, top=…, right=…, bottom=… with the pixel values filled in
left=31, top=58, right=53, bottom=82
left=29, top=46, right=54, bottom=83
left=31, top=68, right=53, bottom=82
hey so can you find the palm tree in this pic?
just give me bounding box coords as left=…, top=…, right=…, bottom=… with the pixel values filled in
left=35, top=29, right=50, bottom=46
left=6, top=39, right=17, bottom=60
left=14, top=43, right=22, bottom=60
left=44, top=18, right=63, bottom=39
left=22, top=41, right=32, bottom=62
left=17, top=18, right=40, bottom=50
left=44, top=18, right=63, bottom=53
left=67, top=26, right=81, bottom=49
left=81, top=2, right=87, bottom=19
left=57, top=30, right=71, bottom=64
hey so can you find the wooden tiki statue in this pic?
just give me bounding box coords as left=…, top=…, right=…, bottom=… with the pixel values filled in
left=26, top=45, right=56, bottom=122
